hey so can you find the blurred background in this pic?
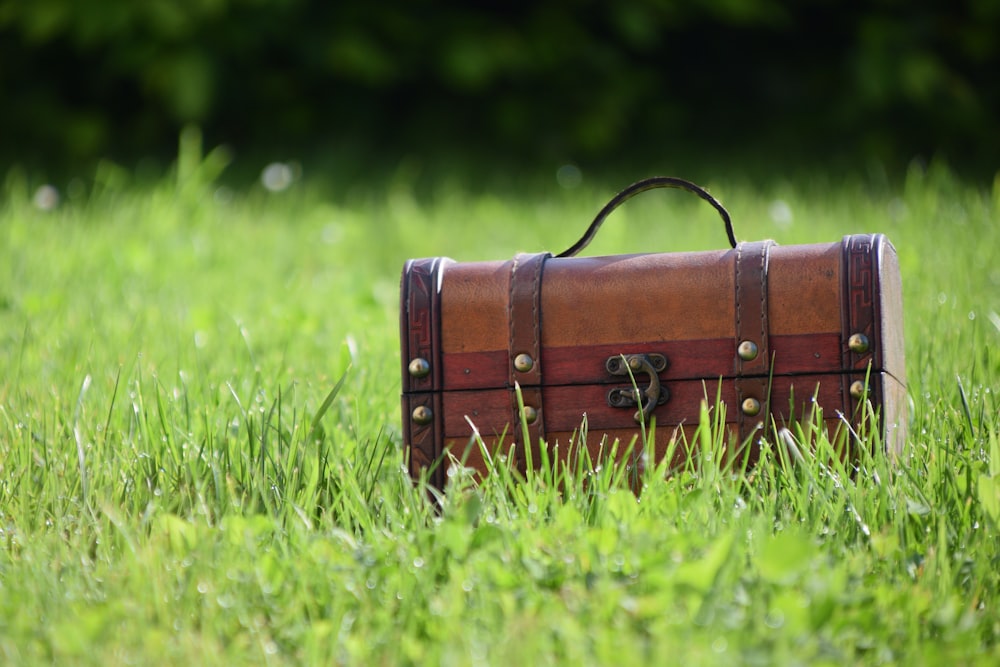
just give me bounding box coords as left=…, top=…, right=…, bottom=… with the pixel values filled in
left=2, top=0, right=998, bottom=184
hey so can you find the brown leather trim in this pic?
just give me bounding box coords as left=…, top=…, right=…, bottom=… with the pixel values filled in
left=734, top=241, right=775, bottom=443
left=400, top=257, right=452, bottom=486
left=507, top=252, right=550, bottom=466
left=401, top=392, right=445, bottom=487
left=508, top=253, right=548, bottom=386
left=735, top=241, right=774, bottom=376
left=401, top=257, right=453, bottom=393
left=842, top=235, right=880, bottom=371
left=840, top=235, right=880, bottom=421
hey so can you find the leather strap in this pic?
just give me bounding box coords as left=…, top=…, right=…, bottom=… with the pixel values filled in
left=734, top=241, right=775, bottom=445
left=508, top=252, right=550, bottom=467
left=400, top=257, right=452, bottom=487
left=840, top=234, right=882, bottom=419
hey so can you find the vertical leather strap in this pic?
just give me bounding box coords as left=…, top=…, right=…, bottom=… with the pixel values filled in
left=400, top=257, right=452, bottom=487
left=840, top=234, right=882, bottom=423
left=508, top=252, right=550, bottom=468
left=734, top=241, right=775, bottom=446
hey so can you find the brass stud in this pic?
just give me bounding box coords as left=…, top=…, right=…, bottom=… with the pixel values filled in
left=513, top=353, right=534, bottom=373
left=411, top=405, right=433, bottom=425
left=628, top=356, right=643, bottom=371
left=741, top=397, right=762, bottom=416
left=849, top=380, right=867, bottom=400
left=848, top=333, right=870, bottom=354
left=737, top=340, right=759, bottom=361
left=408, top=357, right=431, bottom=378
left=522, top=406, right=538, bottom=424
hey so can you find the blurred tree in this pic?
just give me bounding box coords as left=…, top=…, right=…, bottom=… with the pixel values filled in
left=0, top=0, right=996, bottom=175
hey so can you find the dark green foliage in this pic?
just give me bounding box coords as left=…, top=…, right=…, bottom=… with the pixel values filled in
left=1, top=0, right=998, bottom=173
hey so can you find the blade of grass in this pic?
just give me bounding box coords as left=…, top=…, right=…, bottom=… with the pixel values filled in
left=306, top=367, right=350, bottom=446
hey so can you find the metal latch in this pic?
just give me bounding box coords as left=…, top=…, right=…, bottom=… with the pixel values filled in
left=606, top=353, right=669, bottom=424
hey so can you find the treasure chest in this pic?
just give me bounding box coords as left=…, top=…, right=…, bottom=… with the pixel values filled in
left=399, top=178, right=907, bottom=486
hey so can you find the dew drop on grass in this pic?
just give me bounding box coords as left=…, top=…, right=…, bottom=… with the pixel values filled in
left=413, top=557, right=425, bottom=569
left=712, top=637, right=728, bottom=653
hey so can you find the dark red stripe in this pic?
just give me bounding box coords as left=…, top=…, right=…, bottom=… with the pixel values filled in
left=441, top=333, right=842, bottom=391
left=442, top=372, right=850, bottom=438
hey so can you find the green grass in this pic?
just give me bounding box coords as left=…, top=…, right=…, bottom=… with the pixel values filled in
left=2, top=154, right=1000, bottom=666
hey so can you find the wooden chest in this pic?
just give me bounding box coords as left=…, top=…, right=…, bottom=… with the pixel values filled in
left=399, top=178, right=907, bottom=486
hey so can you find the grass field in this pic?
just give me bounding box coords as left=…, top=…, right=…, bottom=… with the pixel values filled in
left=2, top=150, right=1000, bottom=665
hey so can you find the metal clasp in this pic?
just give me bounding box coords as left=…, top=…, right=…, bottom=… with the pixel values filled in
left=606, top=353, right=669, bottom=424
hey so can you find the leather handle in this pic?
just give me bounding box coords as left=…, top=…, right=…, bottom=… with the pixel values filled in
left=557, top=176, right=737, bottom=258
